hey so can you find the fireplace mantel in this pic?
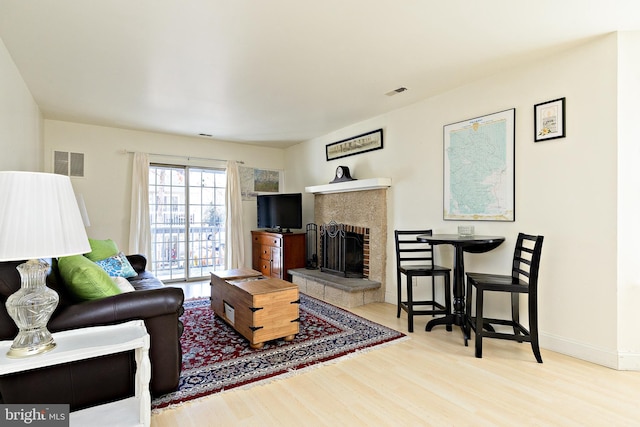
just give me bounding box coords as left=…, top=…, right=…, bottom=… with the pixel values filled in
left=305, top=177, right=391, bottom=194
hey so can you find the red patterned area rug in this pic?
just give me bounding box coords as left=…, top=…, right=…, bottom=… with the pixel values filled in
left=152, top=293, right=405, bottom=411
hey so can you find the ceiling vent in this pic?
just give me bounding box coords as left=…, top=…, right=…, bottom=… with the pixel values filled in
left=54, top=151, right=85, bottom=178
left=385, top=87, right=408, bottom=96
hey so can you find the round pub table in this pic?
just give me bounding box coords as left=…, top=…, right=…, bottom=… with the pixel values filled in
left=416, top=234, right=505, bottom=344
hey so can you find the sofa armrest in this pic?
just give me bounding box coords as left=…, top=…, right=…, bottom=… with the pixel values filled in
left=126, top=254, right=147, bottom=273
left=49, top=287, right=183, bottom=331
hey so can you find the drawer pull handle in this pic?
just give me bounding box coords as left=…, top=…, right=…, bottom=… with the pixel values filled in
left=250, top=306, right=264, bottom=312
left=249, top=325, right=264, bottom=331
left=291, top=299, right=300, bottom=305
left=291, top=317, right=301, bottom=323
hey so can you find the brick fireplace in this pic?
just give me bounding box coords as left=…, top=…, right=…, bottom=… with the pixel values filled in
left=289, top=178, right=391, bottom=307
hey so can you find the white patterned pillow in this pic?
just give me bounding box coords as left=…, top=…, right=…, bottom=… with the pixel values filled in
left=95, top=252, right=137, bottom=278
left=112, top=276, right=135, bottom=293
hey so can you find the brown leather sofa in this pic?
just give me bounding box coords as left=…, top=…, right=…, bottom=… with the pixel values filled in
left=0, top=255, right=184, bottom=410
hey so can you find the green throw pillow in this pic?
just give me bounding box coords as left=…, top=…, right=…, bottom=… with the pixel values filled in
left=85, top=238, right=119, bottom=261
left=58, top=255, right=122, bottom=301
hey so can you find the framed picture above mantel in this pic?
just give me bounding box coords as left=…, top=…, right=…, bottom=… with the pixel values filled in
left=325, top=129, right=383, bottom=161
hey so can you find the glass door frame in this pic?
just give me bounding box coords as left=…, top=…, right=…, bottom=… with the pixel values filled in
left=148, top=164, right=226, bottom=282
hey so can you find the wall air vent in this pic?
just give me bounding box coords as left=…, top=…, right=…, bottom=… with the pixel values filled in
left=54, top=151, right=85, bottom=177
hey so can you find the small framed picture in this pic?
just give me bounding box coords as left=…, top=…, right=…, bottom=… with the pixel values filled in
left=534, top=97, right=566, bottom=142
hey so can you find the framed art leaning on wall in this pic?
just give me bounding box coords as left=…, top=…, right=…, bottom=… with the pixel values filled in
left=443, top=108, right=515, bottom=221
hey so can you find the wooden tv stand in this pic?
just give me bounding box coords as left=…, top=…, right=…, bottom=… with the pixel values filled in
left=251, top=230, right=306, bottom=281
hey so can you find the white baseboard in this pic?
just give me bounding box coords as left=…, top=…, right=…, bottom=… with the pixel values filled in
left=616, top=352, right=640, bottom=370
left=541, top=332, right=640, bottom=371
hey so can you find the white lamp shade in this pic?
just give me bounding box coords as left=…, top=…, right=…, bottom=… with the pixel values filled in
left=76, top=193, right=91, bottom=227
left=0, top=171, right=91, bottom=261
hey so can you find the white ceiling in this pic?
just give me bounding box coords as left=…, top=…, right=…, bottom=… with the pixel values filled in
left=1, top=1, right=640, bottom=148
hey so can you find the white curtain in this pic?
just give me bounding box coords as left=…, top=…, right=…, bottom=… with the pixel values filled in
left=225, top=160, right=245, bottom=269
left=129, top=152, right=152, bottom=268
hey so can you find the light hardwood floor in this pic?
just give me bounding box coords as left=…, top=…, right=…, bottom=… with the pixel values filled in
left=154, top=283, right=640, bottom=426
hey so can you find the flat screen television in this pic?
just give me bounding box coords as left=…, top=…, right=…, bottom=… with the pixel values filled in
left=257, top=193, right=302, bottom=232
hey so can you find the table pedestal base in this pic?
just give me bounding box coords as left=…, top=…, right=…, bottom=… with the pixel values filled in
left=426, top=315, right=469, bottom=345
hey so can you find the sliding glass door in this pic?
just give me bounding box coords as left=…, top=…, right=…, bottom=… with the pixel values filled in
left=148, top=165, right=226, bottom=281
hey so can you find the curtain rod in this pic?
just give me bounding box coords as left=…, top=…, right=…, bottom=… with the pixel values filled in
left=121, top=149, right=244, bottom=164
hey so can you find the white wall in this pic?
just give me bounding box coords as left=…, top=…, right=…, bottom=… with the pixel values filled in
left=0, top=37, right=42, bottom=171
left=43, top=120, right=286, bottom=265
left=617, top=31, right=640, bottom=369
left=286, top=33, right=633, bottom=368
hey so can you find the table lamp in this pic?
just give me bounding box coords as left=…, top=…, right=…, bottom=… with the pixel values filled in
left=0, top=171, right=91, bottom=358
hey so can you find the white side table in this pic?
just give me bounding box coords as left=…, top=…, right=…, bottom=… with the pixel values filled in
left=0, top=320, right=151, bottom=427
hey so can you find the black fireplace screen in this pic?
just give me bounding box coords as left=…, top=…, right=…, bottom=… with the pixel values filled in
left=320, top=221, right=364, bottom=278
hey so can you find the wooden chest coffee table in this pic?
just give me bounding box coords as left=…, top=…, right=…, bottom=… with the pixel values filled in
left=210, top=268, right=300, bottom=349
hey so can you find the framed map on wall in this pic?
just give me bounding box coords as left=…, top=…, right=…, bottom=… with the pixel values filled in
left=443, top=108, right=515, bottom=221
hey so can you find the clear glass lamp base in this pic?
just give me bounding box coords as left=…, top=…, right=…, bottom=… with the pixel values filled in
left=5, top=259, right=59, bottom=358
